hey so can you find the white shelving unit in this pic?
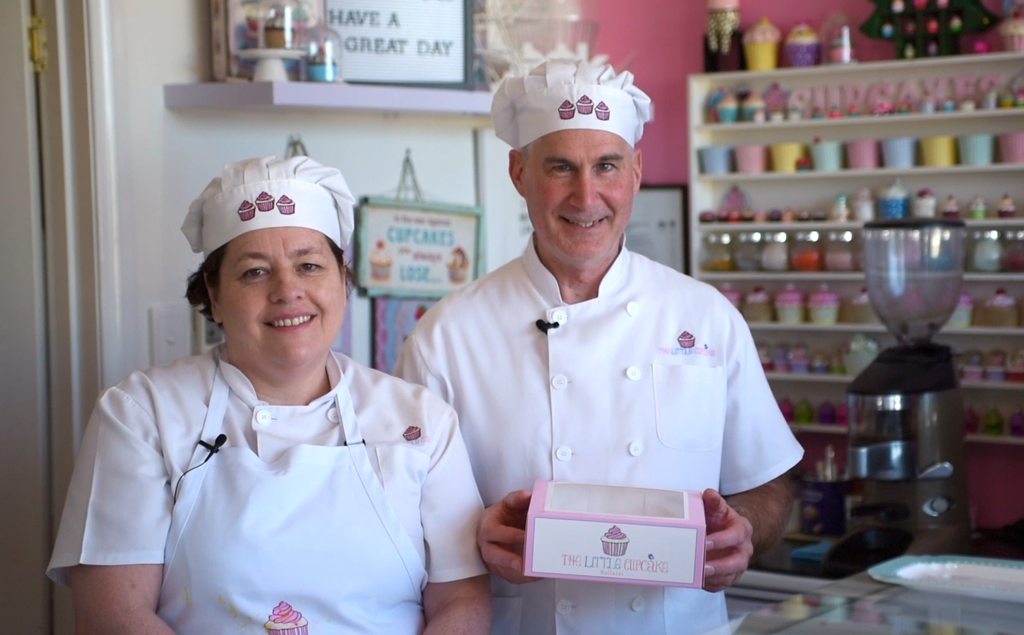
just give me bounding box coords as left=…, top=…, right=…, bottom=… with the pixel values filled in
left=163, top=81, right=493, bottom=117
left=787, top=424, right=1024, bottom=446
left=688, top=54, right=1024, bottom=436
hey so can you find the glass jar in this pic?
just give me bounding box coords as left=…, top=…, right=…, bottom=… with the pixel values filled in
left=735, top=232, right=764, bottom=271
left=700, top=232, right=734, bottom=271
left=761, top=232, right=789, bottom=271
left=971, top=230, right=1003, bottom=272
left=1003, top=230, right=1024, bottom=272
left=824, top=230, right=857, bottom=271
left=791, top=231, right=823, bottom=271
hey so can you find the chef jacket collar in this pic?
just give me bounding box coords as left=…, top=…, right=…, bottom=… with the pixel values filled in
left=521, top=233, right=630, bottom=304
left=215, top=344, right=344, bottom=409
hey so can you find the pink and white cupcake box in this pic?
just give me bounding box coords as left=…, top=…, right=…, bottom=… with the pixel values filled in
left=524, top=480, right=706, bottom=588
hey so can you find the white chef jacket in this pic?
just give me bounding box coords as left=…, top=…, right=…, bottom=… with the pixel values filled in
left=394, top=237, right=804, bottom=635
left=48, top=347, right=486, bottom=587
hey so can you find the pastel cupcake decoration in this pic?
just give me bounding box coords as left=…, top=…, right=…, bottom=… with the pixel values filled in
left=595, top=101, right=610, bottom=121
left=576, top=95, right=594, bottom=115
left=255, top=191, right=275, bottom=212
left=277, top=195, right=295, bottom=215
left=601, top=525, right=629, bottom=556
left=677, top=331, right=696, bottom=352
left=238, top=200, right=256, bottom=221
left=265, top=601, right=308, bottom=635
left=558, top=100, right=575, bottom=120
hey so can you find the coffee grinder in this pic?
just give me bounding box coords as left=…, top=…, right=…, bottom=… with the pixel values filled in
left=823, top=219, right=971, bottom=575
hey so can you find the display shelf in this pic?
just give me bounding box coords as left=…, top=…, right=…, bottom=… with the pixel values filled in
left=163, top=81, right=493, bottom=116
left=695, top=107, right=1024, bottom=134
left=766, top=372, right=850, bottom=383
left=691, top=51, right=1024, bottom=85
left=789, top=423, right=848, bottom=435
left=748, top=323, right=1024, bottom=337
left=787, top=424, right=1024, bottom=446
left=700, top=272, right=865, bottom=282
left=697, top=163, right=1024, bottom=184
left=965, top=434, right=1024, bottom=446
left=769, top=373, right=1024, bottom=391
left=701, top=271, right=1024, bottom=283
left=697, top=219, right=1024, bottom=233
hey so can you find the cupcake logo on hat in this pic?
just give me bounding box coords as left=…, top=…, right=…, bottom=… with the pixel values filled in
left=277, top=195, right=295, bottom=215
left=595, top=101, right=610, bottom=121
left=576, top=95, right=594, bottom=115
left=557, top=100, right=576, bottom=120
left=255, top=191, right=276, bottom=212
left=238, top=200, right=256, bottom=222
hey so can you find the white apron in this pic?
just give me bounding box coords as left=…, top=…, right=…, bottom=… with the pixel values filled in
left=157, top=365, right=427, bottom=634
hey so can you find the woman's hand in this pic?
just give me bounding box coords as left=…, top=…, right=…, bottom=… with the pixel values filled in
left=423, top=575, right=491, bottom=634
left=476, top=490, right=541, bottom=584
left=69, top=564, right=176, bottom=635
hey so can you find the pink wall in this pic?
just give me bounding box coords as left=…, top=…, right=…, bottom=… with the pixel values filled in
left=594, top=0, right=1006, bottom=184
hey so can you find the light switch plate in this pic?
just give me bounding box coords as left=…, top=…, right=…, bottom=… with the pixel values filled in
left=149, top=303, right=192, bottom=366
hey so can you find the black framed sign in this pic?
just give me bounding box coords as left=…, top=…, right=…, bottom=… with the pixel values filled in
left=325, top=0, right=474, bottom=88
left=625, top=185, right=689, bottom=274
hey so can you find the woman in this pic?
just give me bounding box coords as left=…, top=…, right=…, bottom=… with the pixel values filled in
left=48, top=156, right=491, bottom=634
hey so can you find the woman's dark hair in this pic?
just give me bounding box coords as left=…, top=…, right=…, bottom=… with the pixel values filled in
left=186, top=238, right=354, bottom=323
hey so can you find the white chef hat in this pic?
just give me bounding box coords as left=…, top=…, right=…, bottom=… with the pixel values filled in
left=181, top=156, right=356, bottom=258
left=491, top=60, right=654, bottom=149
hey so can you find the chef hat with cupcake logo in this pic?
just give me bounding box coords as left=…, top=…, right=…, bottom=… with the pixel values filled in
left=491, top=59, right=654, bottom=150
left=182, top=156, right=356, bottom=258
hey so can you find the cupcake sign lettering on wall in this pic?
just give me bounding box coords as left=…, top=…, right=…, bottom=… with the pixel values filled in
left=356, top=197, right=482, bottom=297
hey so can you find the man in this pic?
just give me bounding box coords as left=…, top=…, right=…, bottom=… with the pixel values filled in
left=394, top=60, right=803, bottom=635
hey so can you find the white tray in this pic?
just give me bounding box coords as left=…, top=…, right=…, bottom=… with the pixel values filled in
left=868, top=555, right=1024, bottom=603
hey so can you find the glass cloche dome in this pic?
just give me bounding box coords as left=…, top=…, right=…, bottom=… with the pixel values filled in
left=298, top=21, right=343, bottom=82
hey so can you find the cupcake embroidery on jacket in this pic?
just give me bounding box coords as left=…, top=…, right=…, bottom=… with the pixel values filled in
left=657, top=331, right=717, bottom=357
left=264, top=601, right=309, bottom=634
left=402, top=426, right=422, bottom=443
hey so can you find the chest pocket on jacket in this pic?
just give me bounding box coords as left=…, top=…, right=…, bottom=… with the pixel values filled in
left=652, top=363, right=727, bottom=451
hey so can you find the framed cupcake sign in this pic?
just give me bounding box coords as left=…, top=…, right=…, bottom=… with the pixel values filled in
left=355, top=197, right=483, bottom=297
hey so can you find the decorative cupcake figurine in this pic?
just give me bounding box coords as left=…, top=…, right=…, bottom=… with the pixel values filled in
left=810, top=352, right=832, bottom=374
left=742, top=286, right=774, bottom=322
left=716, top=91, right=739, bottom=123
left=773, top=343, right=791, bottom=373
left=969, top=195, right=988, bottom=220
left=809, top=284, right=840, bottom=325
left=774, top=284, right=806, bottom=324
left=1010, top=410, right=1024, bottom=437
left=789, top=344, right=810, bottom=373
left=913, top=188, right=937, bottom=218
left=941, top=195, right=960, bottom=219
left=757, top=342, right=773, bottom=370
left=983, top=407, right=1005, bottom=436
left=961, top=349, right=984, bottom=381
left=785, top=23, right=821, bottom=67
left=794, top=399, right=815, bottom=424
left=845, top=287, right=879, bottom=324
left=1001, top=8, right=1024, bottom=52
left=818, top=400, right=837, bottom=424
left=853, top=188, right=876, bottom=222
left=878, top=179, right=910, bottom=219
left=1008, top=348, right=1024, bottom=382
left=743, top=17, right=781, bottom=71
left=741, top=91, right=767, bottom=122
left=763, top=83, right=788, bottom=121
left=964, top=406, right=980, bottom=435
left=985, top=350, right=1008, bottom=382
left=998, top=193, right=1017, bottom=218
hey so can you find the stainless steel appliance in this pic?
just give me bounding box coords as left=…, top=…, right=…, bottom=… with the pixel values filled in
left=824, top=219, right=971, bottom=576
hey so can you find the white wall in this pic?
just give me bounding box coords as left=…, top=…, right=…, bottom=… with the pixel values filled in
left=101, top=0, right=488, bottom=380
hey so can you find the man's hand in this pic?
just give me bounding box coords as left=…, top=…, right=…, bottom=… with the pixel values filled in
left=701, top=488, right=754, bottom=593
left=477, top=490, right=541, bottom=584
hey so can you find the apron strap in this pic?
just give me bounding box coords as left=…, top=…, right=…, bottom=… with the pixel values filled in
left=173, top=367, right=231, bottom=502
